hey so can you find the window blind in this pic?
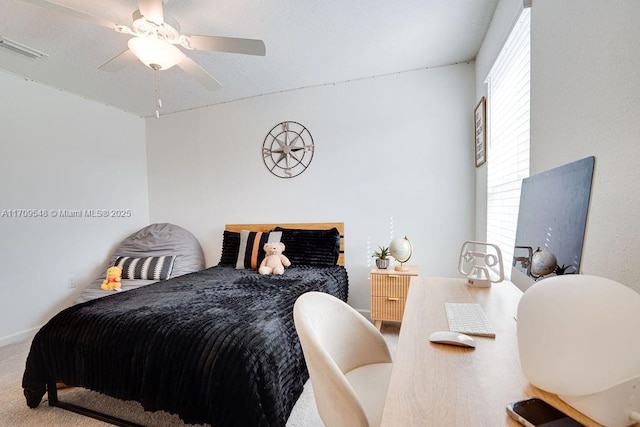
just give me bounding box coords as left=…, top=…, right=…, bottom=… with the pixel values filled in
left=486, top=8, right=530, bottom=279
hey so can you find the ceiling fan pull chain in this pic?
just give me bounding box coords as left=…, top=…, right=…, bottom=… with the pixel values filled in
left=153, top=65, right=162, bottom=118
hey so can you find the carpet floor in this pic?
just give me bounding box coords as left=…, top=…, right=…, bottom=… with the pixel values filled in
left=1, top=323, right=399, bottom=426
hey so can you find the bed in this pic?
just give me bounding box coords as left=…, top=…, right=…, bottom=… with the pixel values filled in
left=22, top=222, right=348, bottom=427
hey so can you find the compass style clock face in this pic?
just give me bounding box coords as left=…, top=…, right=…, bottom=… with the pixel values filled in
left=262, top=121, right=314, bottom=178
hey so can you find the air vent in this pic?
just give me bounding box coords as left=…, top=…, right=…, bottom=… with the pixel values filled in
left=0, top=37, right=48, bottom=59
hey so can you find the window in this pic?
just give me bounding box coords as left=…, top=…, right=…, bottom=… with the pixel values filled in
left=486, top=8, right=530, bottom=279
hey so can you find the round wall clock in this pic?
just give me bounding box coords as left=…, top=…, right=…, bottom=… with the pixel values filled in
left=262, top=121, right=314, bottom=178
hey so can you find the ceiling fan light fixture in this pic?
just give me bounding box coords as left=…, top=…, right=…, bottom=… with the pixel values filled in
left=128, top=36, right=184, bottom=70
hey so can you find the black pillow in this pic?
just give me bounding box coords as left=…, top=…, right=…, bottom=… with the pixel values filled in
left=219, top=230, right=240, bottom=265
left=274, top=227, right=340, bottom=266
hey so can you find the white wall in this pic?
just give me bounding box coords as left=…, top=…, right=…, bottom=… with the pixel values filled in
left=0, top=71, right=149, bottom=345
left=475, top=0, right=640, bottom=292
left=146, top=63, right=476, bottom=312
left=530, top=0, right=640, bottom=291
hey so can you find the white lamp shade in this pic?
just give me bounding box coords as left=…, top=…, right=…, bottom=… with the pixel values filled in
left=128, top=36, right=185, bottom=70
left=518, top=275, right=640, bottom=395
left=517, top=275, right=640, bottom=426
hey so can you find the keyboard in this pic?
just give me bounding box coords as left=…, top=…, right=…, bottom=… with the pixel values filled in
left=445, top=303, right=496, bottom=338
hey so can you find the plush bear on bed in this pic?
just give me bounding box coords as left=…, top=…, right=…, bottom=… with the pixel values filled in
left=101, top=266, right=123, bottom=291
left=259, top=242, right=291, bottom=275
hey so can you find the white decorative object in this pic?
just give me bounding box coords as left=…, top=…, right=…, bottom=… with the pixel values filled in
left=458, top=241, right=504, bottom=287
left=389, top=236, right=412, bottom=271
left=518, top=275, right=640, bottom=427
left=530, top=248, right=558, bottom=277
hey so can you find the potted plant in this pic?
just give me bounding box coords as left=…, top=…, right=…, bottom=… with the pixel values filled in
left=373, top=245, right=391, bottom=269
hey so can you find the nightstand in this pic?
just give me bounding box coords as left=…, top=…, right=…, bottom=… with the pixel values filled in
left=370, top=265, right=418, bottom=330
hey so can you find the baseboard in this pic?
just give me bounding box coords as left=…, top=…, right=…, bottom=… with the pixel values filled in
left=0, top=326, right=40, bottom=348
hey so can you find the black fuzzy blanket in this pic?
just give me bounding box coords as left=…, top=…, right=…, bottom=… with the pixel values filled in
left=23, top=265, right=348, bottom=426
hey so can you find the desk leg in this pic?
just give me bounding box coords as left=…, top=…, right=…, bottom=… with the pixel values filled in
left=374, top=320, right=382, bottom=330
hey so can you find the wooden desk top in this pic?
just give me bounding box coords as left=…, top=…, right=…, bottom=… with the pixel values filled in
left=380, top=277, right=600, bottom=427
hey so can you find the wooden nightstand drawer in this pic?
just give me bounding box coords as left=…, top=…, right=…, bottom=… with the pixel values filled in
left=370, top=274, right=411, bottom=297
left=371, top=296, right=406, bottom=322
left=370, top=266, right=418, bottom=330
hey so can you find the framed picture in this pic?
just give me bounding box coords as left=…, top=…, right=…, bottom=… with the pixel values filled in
left=474, top=97, right=486, bottom=167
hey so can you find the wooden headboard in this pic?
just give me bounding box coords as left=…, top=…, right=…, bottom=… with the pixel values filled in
left=225, top=222, right=345, bottom=266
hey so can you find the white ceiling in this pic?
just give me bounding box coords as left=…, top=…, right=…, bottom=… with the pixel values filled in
left=0, top=0, right=498, bottom=118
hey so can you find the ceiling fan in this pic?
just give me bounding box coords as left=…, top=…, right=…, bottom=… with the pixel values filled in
left=21, top=0, right=266, bottom=113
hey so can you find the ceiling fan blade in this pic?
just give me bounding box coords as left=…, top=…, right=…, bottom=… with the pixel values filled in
left=177, top=56, right=222, bottom=91
left=184, top=35, right=266, bottom=56
left=20, top=0, right=120, bottom=31
left=137, top=0, right=164, bottom=24
left=98, top=49, right=138, bottom=72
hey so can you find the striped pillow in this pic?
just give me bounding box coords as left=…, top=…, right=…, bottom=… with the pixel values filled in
left=236, top=230, right=282, bottom=270
left=114, top=255, right=176, bottom=280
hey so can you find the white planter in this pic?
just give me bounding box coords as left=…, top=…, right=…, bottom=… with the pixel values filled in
left=375, top=258, right=390, bottom=269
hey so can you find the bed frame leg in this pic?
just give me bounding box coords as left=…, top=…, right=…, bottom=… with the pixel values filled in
left=46, top=382, right=145, bottom=427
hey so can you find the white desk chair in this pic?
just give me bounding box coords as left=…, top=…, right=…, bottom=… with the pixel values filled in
left=518, top=275, right=640, bottom=427
left=294, top=292, right=393, bottom=427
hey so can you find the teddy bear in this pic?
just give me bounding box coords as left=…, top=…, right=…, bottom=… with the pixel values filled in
left=101, top=266, right=123, bottom=291
left=258, top=242, right=291, bottom=275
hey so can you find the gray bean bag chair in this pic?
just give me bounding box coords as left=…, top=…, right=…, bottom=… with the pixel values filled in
left=75, top=223, right=205, bottom=304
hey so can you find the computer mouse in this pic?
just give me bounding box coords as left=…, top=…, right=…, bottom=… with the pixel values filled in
left=429, top=331, right=476, bottom=348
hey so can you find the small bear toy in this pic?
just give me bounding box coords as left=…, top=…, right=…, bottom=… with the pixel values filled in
left=101, top=266, right=123, bottom=291
left=258, top=242, right=291, bottom=275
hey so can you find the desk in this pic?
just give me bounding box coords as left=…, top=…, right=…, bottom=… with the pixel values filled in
left=380, top=277, right=600, bottom=427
